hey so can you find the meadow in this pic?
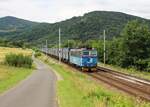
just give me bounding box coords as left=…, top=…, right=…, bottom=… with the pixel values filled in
left=0, top=47, right=33, bottom=93
left=39, top=53, right=150, bottom=107
left=0, top=47, right=32, bottom=63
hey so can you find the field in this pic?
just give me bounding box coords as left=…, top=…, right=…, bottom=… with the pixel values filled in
left=39, top=54, right=150, bottom=107
left=0, top=47, right=32, bottom=63
left=0, top=47, right=33, bottom=93
left=98, top=63, right=150, bottom=81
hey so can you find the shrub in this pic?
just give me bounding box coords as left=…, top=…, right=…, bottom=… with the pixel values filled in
left=35, top=51, right=41, bottom=58
left=5, top=53, right=33, bottom=68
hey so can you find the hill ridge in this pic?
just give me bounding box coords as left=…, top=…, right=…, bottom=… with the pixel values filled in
left=0, top=11, right=150, bottom=45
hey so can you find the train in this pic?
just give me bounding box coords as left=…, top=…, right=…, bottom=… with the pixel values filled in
left=41, top=48, right=98, bottom=71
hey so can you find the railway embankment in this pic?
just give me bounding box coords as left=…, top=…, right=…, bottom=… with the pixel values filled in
left=38, top=53, right=150, bottom=107
left=98, top=63, right=150, bottom=81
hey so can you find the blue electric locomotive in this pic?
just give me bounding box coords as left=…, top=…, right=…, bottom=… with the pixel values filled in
left=42, top=47, right=98, bottom=71
left=69, top=48, right=97, bottom=71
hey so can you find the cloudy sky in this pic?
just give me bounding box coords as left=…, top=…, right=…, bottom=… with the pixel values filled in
left=0, top=0, right=150, bottom=23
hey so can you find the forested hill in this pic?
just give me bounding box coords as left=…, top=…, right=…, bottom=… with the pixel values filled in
left=0, top=11, right=150, bottom=45
left=0, top=16, right=38, bottom=32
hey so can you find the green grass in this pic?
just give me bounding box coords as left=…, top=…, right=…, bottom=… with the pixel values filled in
left=0, top=64, right=33, bottom=93
left=0, top=47, right=34, bottom=94
left=5, top=53, right=33, bottom=68
left=99, top=63, right=150, bottom=80
left=39, top=54, right=150, bottom=107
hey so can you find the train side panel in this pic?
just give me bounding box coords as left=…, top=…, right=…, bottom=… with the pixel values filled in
left=62, top=48, right=69, bottom=61
left=69, top=56, right=82, bottom=66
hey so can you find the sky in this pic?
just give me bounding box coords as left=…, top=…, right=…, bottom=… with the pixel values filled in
left=0, top=0, right=150, bottom=23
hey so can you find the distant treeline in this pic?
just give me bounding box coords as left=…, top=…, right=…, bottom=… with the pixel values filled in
left=0, top=39, right=30, bottom=48
left=61, top=20, right=150, bottom=71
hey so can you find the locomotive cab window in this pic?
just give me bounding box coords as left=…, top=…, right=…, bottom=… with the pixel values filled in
left=91, top=51, right=97, bottom=55
left=83, top=51, right=89, bottom=55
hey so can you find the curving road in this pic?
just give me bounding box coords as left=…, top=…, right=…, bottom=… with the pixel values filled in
left=0, top=59, right=58, bottom=107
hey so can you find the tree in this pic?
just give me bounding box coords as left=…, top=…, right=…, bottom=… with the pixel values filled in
left=120, top=20, right=150, bottom=71
left=62, top=40, right=77, bottom=48
left=107, top=38, right=123, bottom=65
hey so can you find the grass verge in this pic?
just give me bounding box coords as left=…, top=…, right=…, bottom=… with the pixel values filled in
left=99, top=63, right=150, bottom=81
left=39, top=54, right=150, bottom=107
left=0, top=64, right=33, bottom=94
left=0, top=47, right=34, bottom=94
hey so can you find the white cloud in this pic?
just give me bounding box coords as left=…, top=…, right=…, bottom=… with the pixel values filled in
left=0, top=0, right=150, bottom=23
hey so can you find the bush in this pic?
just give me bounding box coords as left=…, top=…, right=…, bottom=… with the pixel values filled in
left=35, top=51, right=41, bottom=58
left=5, top=53, right=33, bottom=68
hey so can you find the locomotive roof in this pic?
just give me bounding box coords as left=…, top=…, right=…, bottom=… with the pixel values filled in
left=70, top=48, right=96, bottom=51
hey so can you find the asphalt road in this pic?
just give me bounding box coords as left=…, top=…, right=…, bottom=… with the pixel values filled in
left=0, top=59, right=58, bottom=107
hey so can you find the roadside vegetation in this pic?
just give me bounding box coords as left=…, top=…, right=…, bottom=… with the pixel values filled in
left=34, top=49, right=41, bottom=58
left=38, top=53, right=150, bottom=107
left=5, top=53, right=33, bottom=68
left=0, top=47, right=33, bottom=93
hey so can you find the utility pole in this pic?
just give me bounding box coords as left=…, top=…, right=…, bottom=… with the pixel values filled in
left=103, top=30, right=106, bottom=65
left=42, top=44, right=43, bottom=52
left=46, top=40, right=47, bottom=57
left=59, top=28, right=61, bottom=63
left=68, top=40, right=69, bottom=49
left=41, top=44, right=43, bottom=51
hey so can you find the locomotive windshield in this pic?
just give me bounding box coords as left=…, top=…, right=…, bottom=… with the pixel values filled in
left=82, top=50, right=97, bottom=56
left=91, top=51, right=97, bottom=55
left=83, top=51, right=89, bottom=55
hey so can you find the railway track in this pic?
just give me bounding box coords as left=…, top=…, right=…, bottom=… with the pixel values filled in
left=90, top=67, right=150, bottom=101
left=44, top=52, right=150, bottom=102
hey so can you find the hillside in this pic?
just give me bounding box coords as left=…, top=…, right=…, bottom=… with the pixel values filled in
left=0, top=16, right=38, bottom=32
left=0, top=11, right=150, bottom=45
